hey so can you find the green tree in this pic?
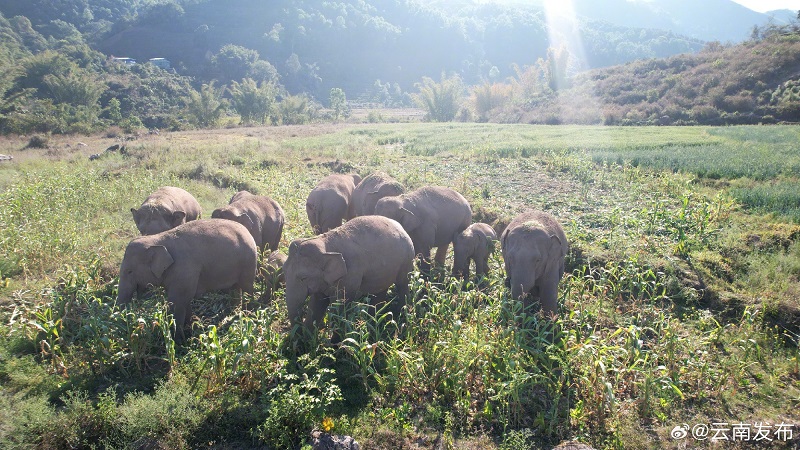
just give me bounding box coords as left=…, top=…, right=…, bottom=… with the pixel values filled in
left=412, top=73, right=463, bottom=122
left=213, top=44, right=259, bottom=84
left=185, top=82, right=227, bottom=128
left=329, top=87, right=347, bottom=122
left=229, top=78, right=277, bottom=125
left=43, top=69, right=105, bottom=107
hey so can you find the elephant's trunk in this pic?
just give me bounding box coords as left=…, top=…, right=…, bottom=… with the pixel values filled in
left=117, top=273, right=135, bottom=306
left=285, top=279, right=307, bottom=325
left=452, top=252, right=469, bottom=278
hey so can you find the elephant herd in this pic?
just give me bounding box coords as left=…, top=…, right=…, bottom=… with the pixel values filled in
left=116, top=172, right=568, bottom=341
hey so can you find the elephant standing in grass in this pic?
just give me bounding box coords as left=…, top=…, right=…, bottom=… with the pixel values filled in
left=374, top=186, right=472, bottom=272
left=306, top=174, right=362, bottom=234
left=117, top=220, right=258, bottom=341
left=212, top=190, right=285, bottom=252
left=351, top=172, right=405, bottom=216
left=453, top=223, right=497, bottom=278
left=501, top=210, right=568, bottom=317
left=131, top=186, right=202, bottom=235
left=284, top=216, right=414, bottom=330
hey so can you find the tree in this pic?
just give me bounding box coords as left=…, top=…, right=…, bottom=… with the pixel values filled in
left=185, top=82, right=226, bottom=128
left=329, top=87, right=347, bottom=122
left=545, top=47, right=570, bottom=92
left=229, top=78, right=277, bottom=125
left=412, top=73, right=463, bottom=122
left=212, top=44, right=259, bottom=84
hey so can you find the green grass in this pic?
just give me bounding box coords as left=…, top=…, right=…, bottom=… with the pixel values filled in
left=0, top=123, right=799, bottom=449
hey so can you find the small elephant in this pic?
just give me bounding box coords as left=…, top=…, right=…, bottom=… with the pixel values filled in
left=284, top=215, right=415, bottom=330
left=453, top=223, right=498, bottom=278
left=374, top=186, right=472, bottom=272
left=212, top=190, right=285, bottom=252
left=131, top=186, right=202, bottom=235
left=351, top=172, right=405, bottom=216
left=117, top=219, right=258, bottom=340
left=306, top=174, right=362, bottom=234
left=262, top=250, right=287, bottom=299
left=501, top=210, right=568, bottom=317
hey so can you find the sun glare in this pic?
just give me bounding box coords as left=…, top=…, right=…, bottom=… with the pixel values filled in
left=542, top=0, right=602, bottom=123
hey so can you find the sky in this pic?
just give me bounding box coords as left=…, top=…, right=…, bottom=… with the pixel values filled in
left=730, top=0, right=800, bottom=12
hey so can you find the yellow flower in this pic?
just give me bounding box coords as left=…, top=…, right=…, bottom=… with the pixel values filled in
left=322, top=417, right=334, bottom=432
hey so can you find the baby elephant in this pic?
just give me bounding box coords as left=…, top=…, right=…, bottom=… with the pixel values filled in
left=262, top=250, right=287, bottom=300
left=284, top=215, right=415, bottom=330
left=212, top=190, right=285, bottom=252
left=306, top=174, right=362, bottom=234
left=374, top=186, right=472, bottom=272
left=351, top=172, right=405, bottom=216
left=132, top=186, right=202, bottom=235
left=501, top=210, right=568, bottom=317
left=453, top=223, right=498, bottom=278
left=117, top=219, right=258, bottom=341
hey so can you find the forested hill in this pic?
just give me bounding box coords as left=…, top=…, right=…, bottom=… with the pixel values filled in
left=481, top=28, right=800, bottom=126
left=0, top=0, right=710, bottom=99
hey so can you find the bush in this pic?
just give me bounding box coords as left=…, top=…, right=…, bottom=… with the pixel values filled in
left=25, top=135, right=49, bottom=149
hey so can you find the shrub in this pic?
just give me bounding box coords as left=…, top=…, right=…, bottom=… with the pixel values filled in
left=25, top=135, right=49, bottom=149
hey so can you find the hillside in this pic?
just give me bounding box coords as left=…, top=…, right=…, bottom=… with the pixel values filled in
left=91, top=0, right=707, bottom=99
left=484, top=28, right=800, bottom=125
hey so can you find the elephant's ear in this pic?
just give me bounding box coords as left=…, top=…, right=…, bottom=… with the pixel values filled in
left=237, top=211, right=256, bottom=231
left=400, top=207, right=422, bottom=231
left=131, top=208, right=139, bottom=222
left=486, top=234, right=497, bottom=253
left=322, top=252, right=347, bottom=285
left=549, top=235, right=564, bottom=255
left=171, top=210, right=187, bottom=227
left=147, top=245, right=174, bottom=279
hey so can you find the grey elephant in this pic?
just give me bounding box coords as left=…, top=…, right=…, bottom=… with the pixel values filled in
left=453, top=222, right=498, bottom=278
left=306, top=174, right=362, bottom=234
left=262, top=250, right=287, bottom=300
left=374, top=186, right=472, bottom=271
left=501, top=210, right=568, bottom=316
left=284, top=215, right=415, bottom=329
left=131, top=186, right=202, bottom=235
left=211, top=190, right=285, bottom=252
left=351, top=172, right=405, bottom=216
left=117, top=219, right=258, bottom=340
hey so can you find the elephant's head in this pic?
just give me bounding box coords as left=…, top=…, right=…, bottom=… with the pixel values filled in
left=131, top=204, right=186, bottom=235
left=283, top=239, right=347, bottom=324
left=453, top=228, right=478, bottom=277
left=363, top=181, right=404, bottom=215
left=504, top=228, right=563, bottom=300
left=117, top=240, right=174, bottom=306
left=374, top=196, right=422, bottom=232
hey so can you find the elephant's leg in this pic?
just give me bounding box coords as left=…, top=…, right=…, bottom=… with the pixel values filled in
left=166, top=281, right=196, bottom=342
left=434, top=243, right=449, bottom=265
left=539, top=273, right=560, bottom=317
left=475, top=257, right=488, bottom=278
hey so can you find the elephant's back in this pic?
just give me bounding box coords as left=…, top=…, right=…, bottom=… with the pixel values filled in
left=145, top=186, right=201, bottom=218
left=503, top=211, right=567, bottom=252
left=164, top=219, right=257, bottom=256
left=334, top=216, right=414, bottom=255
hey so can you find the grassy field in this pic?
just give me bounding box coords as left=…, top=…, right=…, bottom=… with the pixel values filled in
left=0, top=123, right=798, bottom=449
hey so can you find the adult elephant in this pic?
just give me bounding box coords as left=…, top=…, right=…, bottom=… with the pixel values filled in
left=374, top=186, right=471, bottom=272
left=501, top=210, right=568, bottom=316
left=306, top=174, right=362, bottom=234
left=117, top=219, right=258, bottom=341
left=283, top=215, right=414, bottom=330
